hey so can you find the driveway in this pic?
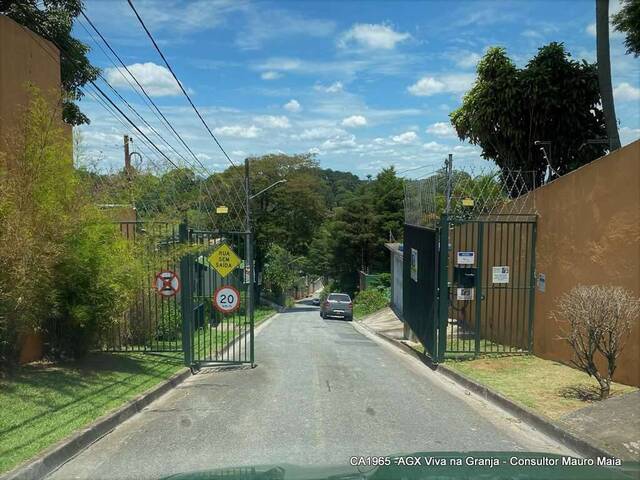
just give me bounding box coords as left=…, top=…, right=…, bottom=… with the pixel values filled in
left=49, top=303, right=573, bottom=479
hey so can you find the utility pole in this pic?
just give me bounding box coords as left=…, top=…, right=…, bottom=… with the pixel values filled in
left=445, top=153, right=453, bottom=214
left=123, top=135, right=132, bottom=177
left=245, top=158, right=255, bottom=367
left=596, top=0, right=621, bottom=151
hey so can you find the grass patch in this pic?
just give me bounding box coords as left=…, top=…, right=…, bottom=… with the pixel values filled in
left=0, top=306, right=277, bottom=475
left=0, top=351, right=184, bottom=474
left=446, top=355, right=638, bottom=419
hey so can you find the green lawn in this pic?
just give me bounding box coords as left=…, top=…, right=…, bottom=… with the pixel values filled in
left=0, top=352, right=184, bottom=474
left=0, top=305, right=277, bottom=475
left=447, top=355, right=638, bottom=419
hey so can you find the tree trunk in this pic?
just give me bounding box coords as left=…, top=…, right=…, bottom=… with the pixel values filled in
left=596, top=0, right=622, bottom=151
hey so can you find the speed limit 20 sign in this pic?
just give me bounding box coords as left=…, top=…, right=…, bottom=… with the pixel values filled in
left=213, top=285, right=241, bottom=314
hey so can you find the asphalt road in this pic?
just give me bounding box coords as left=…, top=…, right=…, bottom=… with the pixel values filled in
left=49, top=303, right=573, bottom=479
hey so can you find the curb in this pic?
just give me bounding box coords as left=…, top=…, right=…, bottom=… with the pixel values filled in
left=3, top=309, right=283, bottom=480
left=353, top=320, right=618, bottom=460
left=2, top=367, right=192, bottom=480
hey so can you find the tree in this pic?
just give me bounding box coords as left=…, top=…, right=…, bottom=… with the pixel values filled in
left=262, top=243, right=301, bottom=300
left=596, top=0, right=621, bottom=151
left=612, top=0, right=640, bottom=57
left=450, top=43, right=607, bottom=187
left=553, top=285, right=640, bottom=399
left=1, top=0, right=100, bottom=125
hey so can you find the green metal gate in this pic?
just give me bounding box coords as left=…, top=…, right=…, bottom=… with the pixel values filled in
left=180, top=227, right=254, bottom=369
left=437, top=215, right=537, bottom=359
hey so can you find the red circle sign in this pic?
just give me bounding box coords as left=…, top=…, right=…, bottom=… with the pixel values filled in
left=155, top=270, right=180, bottom=297
left=213, top=285, right=241, bottom=314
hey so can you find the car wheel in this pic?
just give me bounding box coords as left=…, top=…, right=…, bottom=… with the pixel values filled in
left=345, top=315, right=353, bottom=321
left=320, top=312, right=324, bottom=318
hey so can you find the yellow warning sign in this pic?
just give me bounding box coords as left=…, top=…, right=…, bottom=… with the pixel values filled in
left=208, top=244, right=241, bottom=277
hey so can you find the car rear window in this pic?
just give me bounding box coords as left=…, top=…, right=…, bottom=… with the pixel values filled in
left=328, top=294, right=351, bottom=302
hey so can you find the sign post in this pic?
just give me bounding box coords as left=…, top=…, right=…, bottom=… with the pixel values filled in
left=208, top=244, right=241, bottom=277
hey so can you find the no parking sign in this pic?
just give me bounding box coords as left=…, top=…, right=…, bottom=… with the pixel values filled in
left=155, top=270, right=180, bottom=297
left=213, top=285, right=241, bottom=314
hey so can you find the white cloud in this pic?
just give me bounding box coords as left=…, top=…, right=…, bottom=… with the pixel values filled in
left=315, top=81, right=344, bottom=93
left=455, top=52, right=481, bottom=69
left=321, top=134, right=357, bottom=150
left=253, top=115, right=291, bottom=129
left=212, top=125, right=261, bottom=138
left=283, top=99, right=301, bottom=112
left=104, top=62, right=183, bottom=97
left=261, top=71, right=282, bottom=80
left=407, top=74, right=475, bottom=96
left=339, top=23, right=410, bottom=50
left=231, top=150, right=247, bottom=158
left=392, top=131, right=418, bottom=144
left=613, top=82, right=640, bottom=101
left=236, top=9, right=335, bottom=50
left=423, top=141, right=448, bottom=152
left=341, top=115, right=368, bottom=127
left=426, top=122, right=456, bottom=137
left=297, top=127, right=347, bottom=140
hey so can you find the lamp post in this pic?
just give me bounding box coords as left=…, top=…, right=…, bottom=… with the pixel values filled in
left=244, top=159, right=287, bottom=366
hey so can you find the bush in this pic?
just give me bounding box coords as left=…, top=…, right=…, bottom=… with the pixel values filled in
left=353, top=288, right=390, bottom=319
left=51, top=217, right=141, bottom=357
left=553, top=285, right=640, bottom=399
left=0, top=90, right=142, bottom=365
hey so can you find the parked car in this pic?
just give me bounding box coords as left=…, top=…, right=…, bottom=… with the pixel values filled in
left=320, top=293, right=353, bottom=321
left=311, top=297, right=320, bottom=306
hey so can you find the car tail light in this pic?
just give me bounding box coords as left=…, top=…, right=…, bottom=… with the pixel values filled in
left=348, top=302, right=353, bottom=308
left=323, top=301, right=329, bottom=308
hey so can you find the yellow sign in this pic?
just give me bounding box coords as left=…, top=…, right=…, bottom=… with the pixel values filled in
left=208, top=244, right=241, bottom=277
left=216, top=205, right=229, bottom=214
left=462, top=197, right=474, bottom=207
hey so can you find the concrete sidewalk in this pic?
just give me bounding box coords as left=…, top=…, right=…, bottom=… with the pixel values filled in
left=560, top=391, right=640, bottom=461
left=358, top=307, right=405, bottom=341
left=359, top=307, right=640, bottom=462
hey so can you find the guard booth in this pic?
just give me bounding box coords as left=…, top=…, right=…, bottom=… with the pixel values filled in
left=403, top=166, right=537, bottom=362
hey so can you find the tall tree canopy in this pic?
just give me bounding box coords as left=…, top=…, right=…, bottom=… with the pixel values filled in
left=612, top=0, right=640, bottom=57
left=1, top=0, right=99, bottom=125
left=450, top=43, right=607, bottom=185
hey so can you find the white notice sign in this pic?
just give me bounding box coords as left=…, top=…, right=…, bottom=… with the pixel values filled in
left=457, top=251, right=475, bottom=265
left=492, top=266, right=510, bottom=284
left=456, top=288, right=474, bottom=301
left=410, top=248, right=418, bottom=282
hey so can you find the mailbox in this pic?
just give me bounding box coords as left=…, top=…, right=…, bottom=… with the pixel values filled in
left=453, top=266, right=477, bottom=288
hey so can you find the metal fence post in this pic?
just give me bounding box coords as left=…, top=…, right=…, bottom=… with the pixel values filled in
left=179, top=222, right=192, bottom=367
left=474, top=221, right=484, bottom=355
left=245, top=159, right=255, bottom=367
left=437, top=214, right=450, bottom=362
left=527, top=221, right=537, bottom=352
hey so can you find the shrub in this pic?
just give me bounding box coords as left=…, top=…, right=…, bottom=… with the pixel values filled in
left=553, top=285, right=640, bottom=399
left=0, top=90, right=143, bottom=365
left=353, top=288, right=390, bottom=319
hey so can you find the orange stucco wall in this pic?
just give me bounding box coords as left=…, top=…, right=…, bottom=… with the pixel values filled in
left=532, top=140, right=640, bottom=386
left=0, top=15, right=65, bottom=155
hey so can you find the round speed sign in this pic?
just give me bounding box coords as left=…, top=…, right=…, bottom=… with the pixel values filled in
left=213, top=285, right=241, bottom=314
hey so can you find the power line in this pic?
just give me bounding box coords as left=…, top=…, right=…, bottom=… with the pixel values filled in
left=126, top=0, right=238, bottom=170
left=81, top=7, right=245, bottom=221
left=76, top=14, right=246, bottom=225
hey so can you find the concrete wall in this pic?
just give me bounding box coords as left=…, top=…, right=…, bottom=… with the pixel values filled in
left=0, top=15, right=65, bottom=157
left=532, top=140, right=640, bottom=386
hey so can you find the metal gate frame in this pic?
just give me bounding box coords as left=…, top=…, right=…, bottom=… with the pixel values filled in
left=435, top=214, right=537, bottom=362
left=180, top=225, right=255, bottom=369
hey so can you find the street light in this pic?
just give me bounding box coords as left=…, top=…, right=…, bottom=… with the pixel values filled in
left=249, top=179, right=287, bottom=200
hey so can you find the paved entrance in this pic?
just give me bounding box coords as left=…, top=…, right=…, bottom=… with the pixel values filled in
left=49, top=303, right=573, bottom=479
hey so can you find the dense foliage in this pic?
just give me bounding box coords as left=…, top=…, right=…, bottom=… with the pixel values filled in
left=450, top=43, right=607, bottom=186
left=1, top=0, right=99, bottom=125
left=612, top=0, right=640, bottom=57
left=0, top=92, right=140, bottom=366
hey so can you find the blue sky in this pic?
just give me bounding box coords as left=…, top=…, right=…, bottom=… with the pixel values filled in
left=75, top=0, right=640, bottom=178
